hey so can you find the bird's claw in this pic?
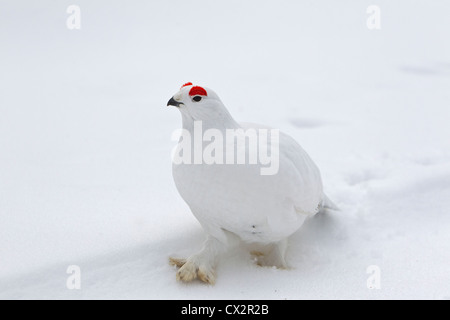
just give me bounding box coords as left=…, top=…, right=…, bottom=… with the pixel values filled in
left=169, top=257, right=216, bottom=285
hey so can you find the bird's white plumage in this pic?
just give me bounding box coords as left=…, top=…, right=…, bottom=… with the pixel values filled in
left=173, top=122, right=323, bottom=243
left=168, top=84, right=328, bottom=284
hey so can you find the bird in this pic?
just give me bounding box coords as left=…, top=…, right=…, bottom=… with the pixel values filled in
left=167, top=82, right=336, bottom=284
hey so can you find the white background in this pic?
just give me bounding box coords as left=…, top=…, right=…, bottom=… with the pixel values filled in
left=1, top=0, right=449, bottom=299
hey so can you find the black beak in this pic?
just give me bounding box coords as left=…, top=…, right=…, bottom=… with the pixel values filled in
left=167, top=97, right=183, bottom=108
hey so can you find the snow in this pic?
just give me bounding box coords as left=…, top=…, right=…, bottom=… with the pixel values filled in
left=1, top=0, right=449, bottom=299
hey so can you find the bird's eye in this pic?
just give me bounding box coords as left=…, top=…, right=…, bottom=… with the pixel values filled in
left=192, top=96, right=202, bottom=102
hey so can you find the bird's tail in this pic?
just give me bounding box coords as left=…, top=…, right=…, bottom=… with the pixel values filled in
left=321, top=194, right=339, bottom=211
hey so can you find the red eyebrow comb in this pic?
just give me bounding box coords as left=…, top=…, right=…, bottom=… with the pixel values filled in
left=181, top=82, right=193, bottom=89
left=189, top=86, right=207, bottom=96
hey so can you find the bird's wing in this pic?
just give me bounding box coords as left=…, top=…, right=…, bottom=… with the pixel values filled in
left=239, top=122, right=324, bottom=214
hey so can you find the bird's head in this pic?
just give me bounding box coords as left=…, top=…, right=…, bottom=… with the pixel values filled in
left=167, top=82, right=234, bottom=124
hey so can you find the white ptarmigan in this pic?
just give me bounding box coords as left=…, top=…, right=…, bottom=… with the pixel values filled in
left=167, top=82, right=336, bottom=284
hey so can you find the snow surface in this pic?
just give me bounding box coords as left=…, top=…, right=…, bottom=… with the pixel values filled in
left=1, top=0, right=449, bottom=299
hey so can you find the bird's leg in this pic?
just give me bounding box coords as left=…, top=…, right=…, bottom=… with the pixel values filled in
left=269, top=238, right=288, bottom=268
left=170, top=235, right=227, bottom=285
left=252, top=238, right=288, bottom=269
